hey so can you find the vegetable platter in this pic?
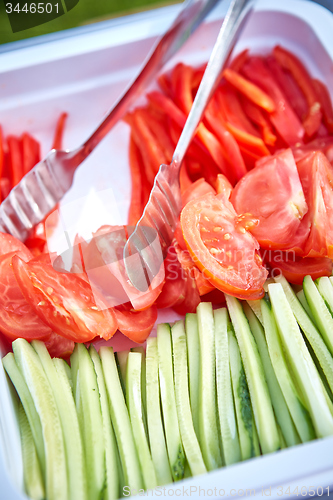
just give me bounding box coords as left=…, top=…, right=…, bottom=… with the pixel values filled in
left=1, top=0, right=333, bottom=498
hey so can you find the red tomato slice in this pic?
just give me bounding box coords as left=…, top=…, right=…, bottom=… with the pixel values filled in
left=181, top=178, right=216, bottom=208
left=181, top=193, right=267, bottom=299
left=294, top=151, right=333, bottom=258
left=114, top=304, right=158, bottom=344
left=0, top=232, right=32, bottom=257
left=155, top=244, right=187, bottom=309
left=231, top=149, right=308, bottom=250
left=172, top=269, right=201, bottom=315
left=12, top=256, right=117, bottom=342
left=42, top=333, right=74, bottom=359
left=0, top=252, right=52, bottom=341
left=268, top=251, right=332, bottom=285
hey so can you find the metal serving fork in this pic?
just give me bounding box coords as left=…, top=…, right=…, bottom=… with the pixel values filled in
left=124, top=0, right=253, bottom=291
left=0, top=0, right=219, bottom=242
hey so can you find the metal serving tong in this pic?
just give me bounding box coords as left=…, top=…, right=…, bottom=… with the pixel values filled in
left=0, top=0, right=219, bottom=241
left=124, top=0, right=253, bottom=292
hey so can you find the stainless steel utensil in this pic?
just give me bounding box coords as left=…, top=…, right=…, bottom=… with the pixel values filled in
left=124, top=0, right=253, bottom=292
left=0, top=0, right=219, bottom=242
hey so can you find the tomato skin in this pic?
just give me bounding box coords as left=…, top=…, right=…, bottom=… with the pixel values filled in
left=231, top=149, right=308, bottom=250
left=0, top=252, right=53, bottom=341
left=42, top=333, right=74, bottom=359
left=114, top=304, right=158, bottom=344
left=181, top=193, right=267, bottom=299
left=181, top=178, right=216, bottom=208
left=0, top=232, right=32, bottom=257
left=155, top=245, right=187, bottom=309
left=12, top=256, right=117, bottom=343
left=268, top=251, right=332, bottom=285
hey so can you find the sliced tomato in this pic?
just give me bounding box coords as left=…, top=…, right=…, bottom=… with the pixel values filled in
left=215, top=173, right=233, bottom=199
left=293, top=151, right=333, bottom=258
left=12, top=256, right=118, bottom=342
left=181, top=178, right=216, bottom=208
left=0, top=232, right=32, bottom=257
left=172, top=269, right=201, bottom=315
left=231, top=149, right=308, bottom=250
left=42, top=333, right=74, bottom=359
left=180, top=193, right=267, bottom=299
left=0, top=251, right=53, bottom=341
left=267, top=251, right=332, bottom=285
left=114, top=303, right=158, bottom=343
left=155, top=244, right=187, bottom=309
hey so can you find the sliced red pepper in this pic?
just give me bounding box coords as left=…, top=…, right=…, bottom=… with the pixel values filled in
left=7, top=135, right=24, bottom=187
left=242, top=56, right=304, bottom=146
left=52, top=112, right=68, bottom=150
left=265, top=55, right=308, bottom=122
left=179, top=160, right=193, bottom=193
left=128, top=134, right=144, bottom=226
left=240, top=96, right=277, bottom=147
left=223, top=68, right=275, bottom=113
left=21, top=132, right=40, bottom=175
left=228, top=49, right=249, bottom=72
left=312, top=78, right=333, bottom=134
left=225, top=122, right=271, bottom=158
left=273, top=46, right=322, bottom=138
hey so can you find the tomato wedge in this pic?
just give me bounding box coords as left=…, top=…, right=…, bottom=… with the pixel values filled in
left=12, top=256, right=117, bottom=342
left=0, top=232, right=32, bottom=257
left=114, top=304, right=158, bottom=344
left=267, top=250, right=332, bottom=285
left=180, top=193, right=267, bottom=299
left=231, top=149, right=308, bottom=250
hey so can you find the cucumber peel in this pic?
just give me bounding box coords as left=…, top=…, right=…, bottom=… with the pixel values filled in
left=185, top=313, right=200, bottom=439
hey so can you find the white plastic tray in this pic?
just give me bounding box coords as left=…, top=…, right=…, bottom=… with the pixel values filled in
left=1, top=1, right=333, bottom=498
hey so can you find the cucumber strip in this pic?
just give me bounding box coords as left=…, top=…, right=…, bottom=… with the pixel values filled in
left=171, top=320, right=207, bottom=476
left=31, top=340, right=87, bottom=500
left=246, top=299, right=263, bottom=325
left=115, top=350, right=129, bottom=397
left=157, top=323, right=185, bottom=480
left=273, top=275, right=333, bottom=394
left=196, top=302, right=222, bottom=470
left=316, top=276, right=333, bottom=315
left=62, top=360, right=72, bottom=388
left=303, top=275, right=333, bottom=356
left=243, top=303, right=300, bottom=448
left=145, top=338, right=172, bottom=486
left=100, top=346, right=143, bottom=491
left=2, top=352, right=45, bottom=478
left=227, top=327, right=260, bottom=460
left=261, top=298, right=315, bottom=442
left=226, top=295, right=280, bottom=454
left=89, top=346, right=119, bottom=500
left=12, top=338, right=68, bottom=500
left=296, top=290, right=316, bottom=323
left=74, top=343, right=105, bottom=500
left=70, top=344, right=79, bottom=400
left=185, top=313, right=200, bottom=439
left=214, top=308, right=241, bottom=465
left=126, top=351, right=157, bottom=490
left=268, top=283, right=333, bottom=438
left=131, top=346, right=147, bottom=418
left=18, top=403, right=45, bottom=500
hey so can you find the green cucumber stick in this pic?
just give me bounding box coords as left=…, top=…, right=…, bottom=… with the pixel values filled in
left=115, top=350, right=129, bottom=397
left=18, top=403, right=45, bottom=500
left=227, top=327, right=259, bottom=460
left=32, top=340, right=87, bottom=500
left=243, top=303, right=300, bottom=447
left=131, top=346, right=147, bottom=418
left=12, top=338, right=68, bottom=500
left=214, top=308, right=241, bottom=465
left=296, top=290, right=316, bottom=323
left=171, top=320, right=207, bottom=476
left=268, top=283, right=333, bottom=438
left=2, top=352, right=45, bottom=479
left=273, top=274, right=333, bottom=394
left=261, top=298, right=315, bottom=442
left=100, top=346, right=143, bottom=491
left=74, top=343, right=105, bottom=500
left=185, top=313, right=200, bottom=439
left=89, top=346, right=119, bottom=500
left=303, top=275, right=333, bottom=356
left=157, top=323, right=185, bottom=480
left=126, top=351, right=157, bottom=490
left=226, top=295, right=280, bottom=454
left=146, top=338, right=172, bottom=486
left=196, top=302, right=222, bottom=470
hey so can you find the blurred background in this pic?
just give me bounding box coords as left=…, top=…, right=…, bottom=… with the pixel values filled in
left=0, top=0, right=179, bottom=45
left=0, top=0, right=332, bottom=47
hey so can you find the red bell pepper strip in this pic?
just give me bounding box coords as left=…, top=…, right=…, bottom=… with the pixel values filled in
left=21, top=132, right=40, bottom=175
left=128, top=134, right=144, bottom=226
left=312, top=78, right=333, bottom=134
left=228, top=49, right=249, bottom=72
left=52, top=112, right=68, bottom=150
left=240, top=96, right=277, bottom=146
left=7, top=135, right=24, bottom=187
left=225, top=122, right=271, bottom=157
left=265, top=55, right=308, bottom=121
left=242, top=56, right=305, bottom=146
left=273, top=46, right=322, bottom=138
left=179, top=160, right=193, bottom=194
left=222, top=68, right=276, bottom=113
